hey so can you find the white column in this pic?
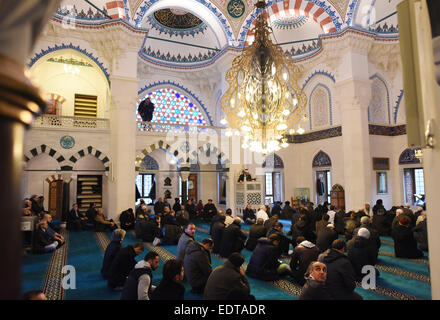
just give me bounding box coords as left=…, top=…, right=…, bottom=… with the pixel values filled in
left=334, top=38, right=372, bottom=211
left=108, top=74, right=138, bottom=220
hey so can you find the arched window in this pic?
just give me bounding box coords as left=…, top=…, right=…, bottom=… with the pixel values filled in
left=137, top=88, right=207, bottom=126
left=312, top=151, right=332, bottom=205
left=262, top=153, right=284, bottom=204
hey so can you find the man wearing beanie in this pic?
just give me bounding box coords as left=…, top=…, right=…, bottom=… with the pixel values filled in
left=346, top=227, right=379, bottom=281
left=203, top=253, right=252, bottom=300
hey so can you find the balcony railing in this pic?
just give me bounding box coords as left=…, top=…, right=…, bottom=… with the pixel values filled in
left=136, top=121, right=225, bottom=134
left=32, top=115, right=225, bottom=133
left=32, top=114, right=109, bottom=130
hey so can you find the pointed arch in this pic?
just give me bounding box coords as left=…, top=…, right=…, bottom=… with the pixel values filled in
left=262, top=153, right=284, bottom=169
left=309, top=83, right=332, bottom=130
left=135, top=140, right=181, bottom=172
left=369, top=74, right=390, bottom=124
left=312, top=150, right=332, bottom=167
left=399, top=148, right=421, bottom=165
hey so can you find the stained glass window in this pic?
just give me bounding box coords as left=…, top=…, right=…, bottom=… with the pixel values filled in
left=136, top=88, right=207, bottom=126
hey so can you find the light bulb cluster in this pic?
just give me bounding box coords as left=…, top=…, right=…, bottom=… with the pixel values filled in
left=220, top=0, right=307, bottom=154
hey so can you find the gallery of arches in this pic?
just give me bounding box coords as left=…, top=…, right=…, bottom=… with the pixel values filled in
left=1, top=0, right=440, bottom=303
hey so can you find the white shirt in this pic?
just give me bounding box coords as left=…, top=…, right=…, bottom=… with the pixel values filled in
left=256, top=209, right=269, bottom=222
left=327, top=210, right=336, bottom=224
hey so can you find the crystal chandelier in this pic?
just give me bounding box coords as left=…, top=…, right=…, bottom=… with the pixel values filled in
left=221, top=0, right=307, bottom=154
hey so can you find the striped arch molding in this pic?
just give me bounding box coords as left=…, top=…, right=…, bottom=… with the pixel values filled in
left=69, top=146, right=110, bottom=171
left=243, top=0, right=340, bottom=46
left=106, top=1, right=127, bottom=19
left=135, top=140, right=229, bottom=172
left=24, top=145, right=72, bottom=171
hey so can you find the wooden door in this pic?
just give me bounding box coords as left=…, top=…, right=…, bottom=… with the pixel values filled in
left=188, top=174, right=197, bottom=201
left=49, top=180, right=63, bottom=219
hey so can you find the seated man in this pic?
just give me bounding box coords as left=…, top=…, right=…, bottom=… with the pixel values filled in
left=175, top=205, right=190, bottom=227
left=119, top=208, right=135, bottom=231
left=67, top=203, right=87, bottom=231
left=243, top=204, right=256, bottom=225
left=266, top=221, right=292, bottom=256
left=299, top=261, right=331, bottom=300
left=33, top=220, right=60, bottom=254
left=202, top=199, right=217, bottom=222
left=245, top=218, right=267, bottom=251
left=101, top=229, right=126, bottom=279
left=245, top=234, right=290, bottom=281
left=219, top=217, right=246, bottom=258
left=95, top=208, right=117, bottom=232
left=290, top=237, right=320, bottom=286
left=392, top=216, right=423, bottom=258
left=41, top=214, right=65, bottom=246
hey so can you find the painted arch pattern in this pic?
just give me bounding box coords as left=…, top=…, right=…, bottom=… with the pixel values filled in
left=369, top=76, right=390, bottom=124
left=310, top=84, right=331, bottom=129
left=244, top=0, right=339, bottom=46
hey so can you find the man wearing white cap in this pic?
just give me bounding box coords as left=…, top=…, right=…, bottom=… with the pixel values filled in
left=346, top=227, right=378, bottom=281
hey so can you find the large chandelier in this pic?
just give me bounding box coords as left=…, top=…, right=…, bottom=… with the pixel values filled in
left=221, top=0, right=307, bottom=154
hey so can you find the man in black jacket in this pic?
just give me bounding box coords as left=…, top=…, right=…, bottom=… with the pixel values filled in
left=316, top=223, right=338, bottom=253
left=138, top=97, right=155, bottom=122
left=33, top=220, right=59, bottom=254
left=108, top=243, right=145, bottom=289
left=322, top=239, right=362, bottom=300
left=202, top=199, right=217, bottom=222
left=267, top=221, right=292, bottom=256
left=246, top=234, right=286, bottom=281
left=243, top=204, right=256, bottom=225
left=299, top=261, right=332, bottom=300
left=219, top=218, right=246, bottom=258
left=346, top=228, right=378, bottom=281
left=184, top=238, right=214, bottom=293
left=119, top=208, right=135, bottom=231
left=154, top=198, right=166, bottom=215
left=245, top=218, right=267, bottom=251
left=67, top=203, right=87, bottom=231
left=392, top=216, right=423, bottom=258
left=211, top=214, right=226, bottom=254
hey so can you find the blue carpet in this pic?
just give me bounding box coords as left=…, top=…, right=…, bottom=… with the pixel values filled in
left=65, top=231, right=120, bottom=300
left=21, top=252, right=52, bottom=294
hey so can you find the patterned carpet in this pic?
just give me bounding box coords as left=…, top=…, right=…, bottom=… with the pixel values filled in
left=21, top=218, right=432, bottom=300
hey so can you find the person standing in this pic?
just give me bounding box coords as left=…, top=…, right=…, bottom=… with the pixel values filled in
left=184, top=238, right=214, bottom=294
